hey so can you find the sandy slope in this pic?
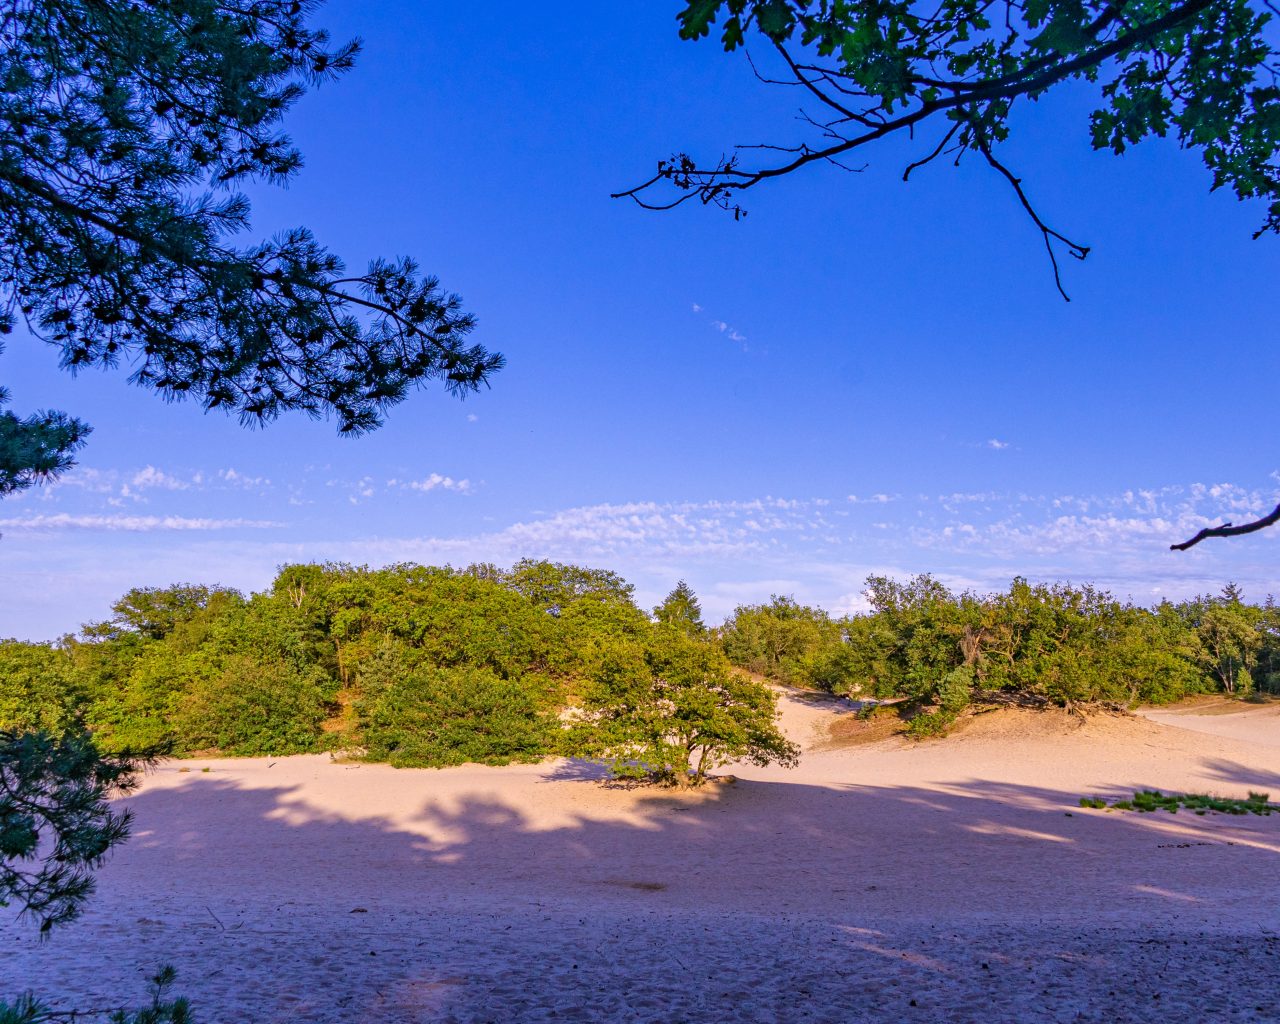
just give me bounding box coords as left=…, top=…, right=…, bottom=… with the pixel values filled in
left=1138, top=700, right=1280, bottom=749
left=3, top=695, right=1279, bottom=1023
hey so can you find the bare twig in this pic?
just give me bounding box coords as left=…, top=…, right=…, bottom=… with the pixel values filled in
left=973, top=134, right=1090, bottom=300
left=903, top=121, right=963, bottom=181
left=1170, top=502, right=1280, bottom=551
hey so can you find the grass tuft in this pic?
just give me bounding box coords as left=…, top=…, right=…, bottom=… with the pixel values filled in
left=1079, top=790, right=1274, bottom=815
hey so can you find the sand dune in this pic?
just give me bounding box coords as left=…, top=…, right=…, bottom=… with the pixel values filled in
left=1138, top=699, right=1280, bottom=749
left=4, top=695, right=1279, bottom=1022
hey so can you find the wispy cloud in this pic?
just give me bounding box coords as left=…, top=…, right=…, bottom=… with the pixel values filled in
left=913, top=482, right=1280, bottom=557
left=386, top=474, right=473, bottom=495
left=406, top=474, right=471, bottom=494
left=986, top=438, right=1010, bottom=450
left=218, top=468, right=271, bottom=489
left=691, top=303, right=748, bottom=350
left=0, top=514, right=282, bottom=533
left=710, top=320, right=747, bottom=346
left=5, top=481, right=1278, bottom=641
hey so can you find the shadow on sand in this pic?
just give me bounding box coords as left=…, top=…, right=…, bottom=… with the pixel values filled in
left=5, top=757, right=1280, bottom=1022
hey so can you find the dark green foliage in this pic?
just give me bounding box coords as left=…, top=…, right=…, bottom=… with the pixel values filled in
left=937, top=665, right=974, bottom=715
left=83, top=584, right=336, bottom=755
left=1, top=0, right=501, bottom=490
left=86, top=584, right=241, bottom=642
left=504, top=558, right=637, bottom=611
left=638, top=1, right=1280, bottom=295
left=358, top=664, right=556, bottom=768
left=904, top=707, right=957, bottom=739
left=8, top=567, right=1279, bottom=766
left=108, top=967, right=191, bottom=1024
left=718, top=595, right=843, bottom=684
left=0, top=729, right=144, bottom=932
left=566, top=628, right=799, bottom=785
left=720, top=577, right=1272, bottom=711
left=12, top=561, right=705, bottom=769
left=0, top=376, right=88, bottom=496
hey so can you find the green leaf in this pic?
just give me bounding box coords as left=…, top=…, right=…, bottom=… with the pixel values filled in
left=678, top=0, right=725, bottom=41
left=754, top=0, right=795, bottom=39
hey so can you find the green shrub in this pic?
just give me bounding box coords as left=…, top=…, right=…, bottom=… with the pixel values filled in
left=357, top=665, right=556, bottom=768
left=905, top=708, right=957, bottom=739
left=171, top=656, right=336, bottom=756
left=937, top=665, right=973, bottom=714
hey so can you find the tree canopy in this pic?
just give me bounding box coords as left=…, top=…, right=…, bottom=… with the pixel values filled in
left=0, top=0, right=503, bottom=494
left=620, top=0, right=1280, bottom=299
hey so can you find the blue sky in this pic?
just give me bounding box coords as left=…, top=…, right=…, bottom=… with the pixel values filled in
left=3, top=2, right=1278, bottom=640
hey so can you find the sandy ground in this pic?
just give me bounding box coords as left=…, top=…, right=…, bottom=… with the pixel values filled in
left=1138, top=699, right=1280, bottom=749
left=4, top=694, right=1280, bottom=1023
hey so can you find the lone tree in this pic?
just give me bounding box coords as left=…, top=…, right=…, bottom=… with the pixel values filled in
left=0, top=0, right=503, bottom=494
left=653, top=580, right=707, bottom=635
left=569, top=629, right=799, bottom=786
left=620, top=0, right=1279, bottom=300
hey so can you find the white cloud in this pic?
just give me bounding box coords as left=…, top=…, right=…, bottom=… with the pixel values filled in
left=710, top=320, right=747, bottom=345
left=393, top=473, right=473, bottom=495
left=219, top=468, right=270, bottom=488
left=986, top=439, right=1010, bottom=450
left=0, top=514, right=281, bottom=532
left=467, top=413, right=479, bottom=423
left=131, top=465, right=189, bottom=491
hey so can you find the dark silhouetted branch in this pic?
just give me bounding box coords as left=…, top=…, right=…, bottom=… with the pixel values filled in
left=1170, top=502, right=1280, bottom=551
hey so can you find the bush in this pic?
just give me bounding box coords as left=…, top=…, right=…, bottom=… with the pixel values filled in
left=357, top=665, right=557, bottom=767
left=171, top=656, right=336, bottom=756
left=0, top=642, right=83, bottom=734
left=936, top=665, right=973, bottom=714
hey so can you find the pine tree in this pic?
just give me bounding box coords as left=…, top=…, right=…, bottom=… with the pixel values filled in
left=653, top=580, right=707, bottom=636
left=0, top=1, right=503, bottom=493
left=0, top=729, right=144, bottom=932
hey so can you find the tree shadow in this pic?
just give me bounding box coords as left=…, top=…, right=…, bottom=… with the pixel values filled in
left=4, top=757, right=1280, bottom=1022
left=1197, top=757, right=1280, bottom=795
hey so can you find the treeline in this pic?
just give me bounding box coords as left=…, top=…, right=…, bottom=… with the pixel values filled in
left=3, top=566, right=1274, bottom=763
left=0, top=561, right=794, bottom=781
left=721, top=576, right=1279, bottom=733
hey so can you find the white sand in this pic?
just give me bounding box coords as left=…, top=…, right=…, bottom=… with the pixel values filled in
left=4, top=695, right=1279, bottom=1022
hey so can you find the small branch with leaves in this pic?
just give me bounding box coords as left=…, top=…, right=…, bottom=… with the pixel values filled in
left=621, top=0, right=1274, bottom=299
